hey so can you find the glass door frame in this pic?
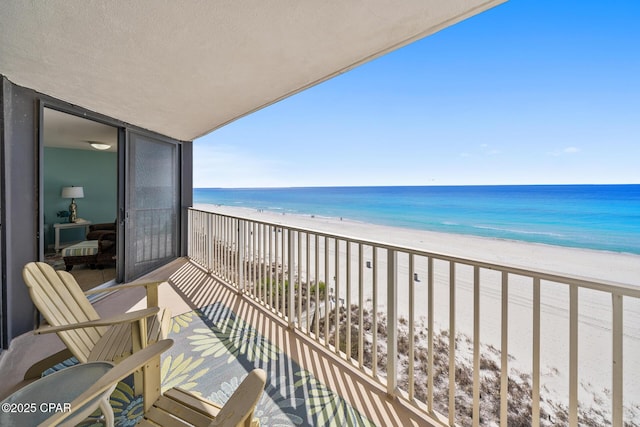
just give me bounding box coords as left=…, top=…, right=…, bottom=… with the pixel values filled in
left=37, top=101, right=124, bottom=280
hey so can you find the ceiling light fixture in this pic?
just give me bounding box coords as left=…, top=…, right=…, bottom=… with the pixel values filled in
left=88, top=141, right=111, bottom=150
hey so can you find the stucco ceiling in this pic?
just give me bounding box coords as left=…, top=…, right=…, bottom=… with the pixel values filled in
left=1, top=0, right=505, bottom=142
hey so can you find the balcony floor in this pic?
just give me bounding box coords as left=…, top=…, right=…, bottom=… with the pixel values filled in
left=0, top=258, right=436, bottom=426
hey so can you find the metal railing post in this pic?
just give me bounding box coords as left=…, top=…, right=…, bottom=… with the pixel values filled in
left=387, top=249, right=398, bottom=397
left=207, top=212, right=213, bottom=272
left=288, top=229, right=295, bottom=328
left=237, top=219, right=244, bottom=292
left=187, top=209, right=192, bottom=259
left=612, top=293, right=623, bottom=427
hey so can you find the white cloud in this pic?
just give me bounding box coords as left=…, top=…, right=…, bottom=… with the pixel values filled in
left=479, top=144, right=500, bottom=155
left=548, top=146, right=581, bottom=156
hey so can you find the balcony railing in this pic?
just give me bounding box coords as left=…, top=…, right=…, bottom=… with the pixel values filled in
left=187, top=208, right=639, bottom=427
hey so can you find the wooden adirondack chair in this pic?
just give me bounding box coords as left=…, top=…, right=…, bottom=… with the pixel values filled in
left=39, top=339, right=267, bottom=427
left=22, top=262, right=172, bottom=383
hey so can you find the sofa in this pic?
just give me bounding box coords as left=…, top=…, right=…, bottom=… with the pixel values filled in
left=86, top=221, right=116, bottom=240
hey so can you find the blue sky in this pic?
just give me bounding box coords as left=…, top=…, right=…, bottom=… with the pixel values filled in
left=194, top=1, right=640, bottom=188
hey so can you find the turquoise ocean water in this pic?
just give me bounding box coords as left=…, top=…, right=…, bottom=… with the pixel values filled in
left=194, top=185, right=640, bottom=255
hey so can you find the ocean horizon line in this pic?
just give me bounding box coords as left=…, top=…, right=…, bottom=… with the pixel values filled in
left=193, top=184, right=640, bottom=255
left=196, top=183, right=640, bottom=190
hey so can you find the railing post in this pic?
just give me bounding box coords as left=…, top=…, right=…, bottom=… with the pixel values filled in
left=500, top=272, right=509, bottom=427
left=288, top=229, right=295, bottom=329
left=612, top=293, right=623, bottom=427
left=387, top=249, right=398, bottom=397
left=449, top=261, right=456, bottom=426
left=569, top=285, right=578, bottom=427
left=532, top=277, right=541, bottom=427
left=238, top=219, right=245, bottom=293
left=427, top=257, right=434, bottom=412
left=207, top=212, right=213, bottom=272
left=473, top=266, right=481, bottom=427
left=187, top=209, right=192, bottom=259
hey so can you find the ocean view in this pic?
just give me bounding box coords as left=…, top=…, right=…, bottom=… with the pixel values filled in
left=194, top=184, right=640, bottom=255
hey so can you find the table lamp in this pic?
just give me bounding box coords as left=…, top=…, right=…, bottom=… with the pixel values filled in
left=61, top=186, right=84, bottom=223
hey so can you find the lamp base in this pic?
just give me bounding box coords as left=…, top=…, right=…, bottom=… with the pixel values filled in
left=69, top=199, right=78, bottom=223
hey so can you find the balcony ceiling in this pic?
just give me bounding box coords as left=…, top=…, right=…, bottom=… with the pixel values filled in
left=0, top=1, right=504, bottom=142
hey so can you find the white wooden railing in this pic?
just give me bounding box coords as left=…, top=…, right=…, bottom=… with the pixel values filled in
left=188, top=208, right=640, bottom=427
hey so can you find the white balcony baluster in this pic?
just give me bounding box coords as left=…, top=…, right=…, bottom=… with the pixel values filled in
left=187, top=208, right=639, bottom=427
left=387, top=248, right=398, bottom=397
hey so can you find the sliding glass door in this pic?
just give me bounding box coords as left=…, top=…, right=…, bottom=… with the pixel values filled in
left=125, top=131, right=180, bottom=280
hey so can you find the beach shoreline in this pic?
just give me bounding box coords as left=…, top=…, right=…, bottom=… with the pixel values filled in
left=194, top=203, right=640, bottom=284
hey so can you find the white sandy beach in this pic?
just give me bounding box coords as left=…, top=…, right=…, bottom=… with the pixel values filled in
left=195, top=203, right=640, bottom=415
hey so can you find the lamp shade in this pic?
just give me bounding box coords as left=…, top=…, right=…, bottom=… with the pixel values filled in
left=61, top=186, right=84, bottom=199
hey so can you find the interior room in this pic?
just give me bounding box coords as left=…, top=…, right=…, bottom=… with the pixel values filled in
left=42, top=108, right=118, bottom=290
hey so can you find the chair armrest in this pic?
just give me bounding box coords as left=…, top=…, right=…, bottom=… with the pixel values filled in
left=83, top=280, right=162, bottom=295
left=37, top=340, right=174, bottom=427
left=83, top=281, right=162, bottom=307
left=33, top=307, right=160, bottom=335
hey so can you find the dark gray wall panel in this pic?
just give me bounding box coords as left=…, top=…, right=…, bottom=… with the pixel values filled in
left=1, top=77, right=39, bottom=347
left=181, top=141, right=193, bottom=256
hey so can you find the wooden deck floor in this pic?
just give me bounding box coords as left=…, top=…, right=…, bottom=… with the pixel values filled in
left=0, top=258, right=438, bottom=426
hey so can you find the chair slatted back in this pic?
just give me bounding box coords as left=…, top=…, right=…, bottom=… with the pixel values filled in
left=23, top=262, right=107, bottom=362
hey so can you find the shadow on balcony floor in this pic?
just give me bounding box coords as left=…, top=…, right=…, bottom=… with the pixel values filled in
left=0, top=259, right=437, bottom=427
left=166, top=301, right=375, bottom=426
left=166, top=261, right=437, bottom=427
